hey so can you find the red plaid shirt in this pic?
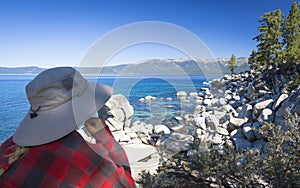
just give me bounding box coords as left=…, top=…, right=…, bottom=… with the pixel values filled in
left=0, top=126, right=136, bottom=188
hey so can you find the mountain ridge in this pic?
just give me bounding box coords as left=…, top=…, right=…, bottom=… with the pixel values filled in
left=0, top=57, right=249, bottom=75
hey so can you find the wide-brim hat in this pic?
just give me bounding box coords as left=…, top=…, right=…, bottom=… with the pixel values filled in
left=13, top=67, right=113, bottom=146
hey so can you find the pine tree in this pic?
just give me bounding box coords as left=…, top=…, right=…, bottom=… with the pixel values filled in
left=229, top=54, right=237, bottom=74
left=253, top=9, right=283, bottom=70
left=282, top=0, right=300, bottom=65
left=248, top=50, right=258, bottom=70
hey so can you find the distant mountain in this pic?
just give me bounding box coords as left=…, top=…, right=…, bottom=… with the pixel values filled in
left=0, top=57, right=249, bottom=75
left=97, top=57, right=249, bottom=75
left=0, top=66, right=45, bottom=74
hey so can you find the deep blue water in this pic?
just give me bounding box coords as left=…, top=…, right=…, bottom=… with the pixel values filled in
left=0, top=74, right=217, bottom=143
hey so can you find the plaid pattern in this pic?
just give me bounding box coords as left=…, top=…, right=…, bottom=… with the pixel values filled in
left=0, top=127, right=136, bottom=188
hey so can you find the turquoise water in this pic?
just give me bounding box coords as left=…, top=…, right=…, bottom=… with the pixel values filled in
left=0, top=74, right=216, bottom=143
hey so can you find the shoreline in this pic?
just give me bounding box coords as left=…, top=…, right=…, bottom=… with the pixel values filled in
left=102, top=69, right=300, bottom=180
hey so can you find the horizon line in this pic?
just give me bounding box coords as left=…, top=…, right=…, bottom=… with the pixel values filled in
left=1, top=56, right=249, bottom=69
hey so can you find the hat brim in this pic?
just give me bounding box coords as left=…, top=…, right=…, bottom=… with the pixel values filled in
left=13, top=82, right=113, bottom=146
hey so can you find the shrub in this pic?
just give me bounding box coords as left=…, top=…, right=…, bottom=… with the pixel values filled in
left=139, top=116, right=300, bottom=188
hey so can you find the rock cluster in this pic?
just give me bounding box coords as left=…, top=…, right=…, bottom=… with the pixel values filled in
left=195, top=70, right=300, bottom=150
left=101, top=94, right=160, bottom=180
left=101, top=70, right=300, bottom=181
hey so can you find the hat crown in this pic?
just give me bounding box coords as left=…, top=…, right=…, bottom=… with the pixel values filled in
left=26, top=67, right=88, bottom=111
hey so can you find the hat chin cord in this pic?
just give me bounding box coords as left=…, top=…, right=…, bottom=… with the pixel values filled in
left=29, top=106, right=41, bottom=119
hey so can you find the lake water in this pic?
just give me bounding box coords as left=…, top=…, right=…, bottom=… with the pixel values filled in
left=0, top=74, right=217, bottom=143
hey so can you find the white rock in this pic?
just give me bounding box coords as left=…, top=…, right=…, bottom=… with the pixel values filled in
left=205, top=93, right=214, bottom=99
left=253, top=99, right=274, bottom=117
left=213, top=110, right=227, bottom=121
left=273, top=94, right=289, bottom=110
left=106, top=117, right=123, bottom=131
left=176, top=91, right=187, bottom=97
left=109, top=109, right=125, bottom=122
left=242, top=123, right=256, bottom=141
left=128, top=132, right=138, bottom=139
left=154, top=124, right=171, bottom=135
left=225, top=90, right=232, bottom=94
left=211, top=98, right=221, bottom=106
left=122, top=144, right=158, bottom=163
left=130, top=121, right=149, bottom=133
left=233, top=95, right=241, bottom=101
left=195, top=99, right=203, bottom=105
left=119, top=134, right=131, bottom=142
left=212, top=134, right=223, bottom=144
left=140, top=137, right=150, bottom=144
left=171, top=124, right=184, bottom=131
left=217, top=127, right=229, bottom=136
left=189, top=92, right=198, bottom=97
left=202, top=111, right=212, bottom=117
left=105, top=120, right=117, bottom=132
left=131, top=120, right=142, bottom=127
left=203, top=99, right=213, bottom=106
left=130, top=156, right=160, bottom=181
left=194, top=105, right=206, bottom=114
left=223, top=104, right=238, bottom=117
left=145, top=124, right=154, bottom=131
left=229, top=117, right=246, bottom=129
left=194, top=128, right=204, bottom=136
left=224, top=74, right=231, bottom=80
left=195, top=116, right=206, bottom=130
left=225, top=94, right=232, bottom=100
left=139, top=98, right=146, bottom=103
left=219, top=98, right=228, bottom=106
left=105, top=94, right=133, bottom=116
left=165, top=105, right=174, bottom=108
left=178, top=96, right=187, bottom=101
left=111, top=131, right=126, bottom=142
left=260, top=108, right=274, bottom=122
left=130, top=138, right=142, bottom=144
left=145, top=95, right=155, bottom=101
left=104, top=94, right=134, bottom=130
left=166, top=97, right=172, bottom=101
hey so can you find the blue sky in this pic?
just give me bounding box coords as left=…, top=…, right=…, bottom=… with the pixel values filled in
left=0, top=0, right=295, bottom=67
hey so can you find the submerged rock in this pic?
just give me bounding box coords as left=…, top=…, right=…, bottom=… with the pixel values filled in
left=176, top=91, right=187, bottom=97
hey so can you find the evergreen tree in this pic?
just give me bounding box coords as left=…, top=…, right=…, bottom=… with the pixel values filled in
left=253, top=9, right=283, bottom=69
left=229, top=54, right=237, bottom=74
left=282, top=0, right=300, bottom=65
left=248, top=50, right=258, bottom=69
